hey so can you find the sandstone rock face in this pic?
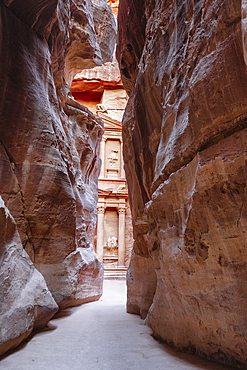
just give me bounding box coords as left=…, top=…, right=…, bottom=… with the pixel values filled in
left=92, top=0, right=117, bottom=65
left=65, top=0, right=116, bottom=85
left=0, top=0, right=116, bottom=350
left=118, top=0, right=247, bottom=368
left=39, top=244, right=104, bottom=310
left=0, top=196, right=58, bottom=356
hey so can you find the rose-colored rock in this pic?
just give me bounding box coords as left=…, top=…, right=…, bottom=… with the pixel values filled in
left=91, top=0, right=117, bottom=65
left=107, top=0, right=119, bottom=17
left=72, top=61, right=122, bottom=92
left=118, top=0, right=247, bottom=368
left=65, top=0, right=116, bottom=85
left=39, top=244, right=104, bottom=310
left=0, top=0, right=116, bottom=354
left=0, top=196, right=58, bottom=356
left=126, top=250, right=156, bottom=319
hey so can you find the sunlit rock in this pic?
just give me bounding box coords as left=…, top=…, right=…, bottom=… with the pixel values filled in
left=118, top=0, right=247, bottom=368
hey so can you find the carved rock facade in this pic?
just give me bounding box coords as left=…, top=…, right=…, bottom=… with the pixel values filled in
left=118, top=0, right=247, bottom=368
left=71, top=62, right=133, bottom=272
left=0, top=0, right=115, bottom=355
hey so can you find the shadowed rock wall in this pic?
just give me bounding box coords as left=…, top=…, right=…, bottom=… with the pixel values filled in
left=118, top=0, right=247, bottom=368
left=0, top=0, right=116, bottom=355
left=0, top=196, right=58, bottom=356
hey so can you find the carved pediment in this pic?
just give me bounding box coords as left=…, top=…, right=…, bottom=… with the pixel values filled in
left=97, top=112, right=122, bottom=130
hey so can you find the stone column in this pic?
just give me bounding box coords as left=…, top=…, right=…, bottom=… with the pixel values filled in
left=100, top=138, right=106, bottom=178
left=118, top=207, right=126, bottom=267
left=120, top=139, right=125, bottom=178
left=97, top=206, right=105, bottom=262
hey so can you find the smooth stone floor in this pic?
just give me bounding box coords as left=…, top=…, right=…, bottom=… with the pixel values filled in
left=0, top=280, right=232, bottom=370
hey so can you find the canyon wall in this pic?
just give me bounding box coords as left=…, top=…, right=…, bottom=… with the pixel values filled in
left=0, top=0, right=116, bottom=354
left=118, top=0, right=247, bottom=368
left=0, top=196, right=58, bottom=356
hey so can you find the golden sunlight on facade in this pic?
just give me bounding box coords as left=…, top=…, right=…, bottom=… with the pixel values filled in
left=71, top=0, right=133, bottom=277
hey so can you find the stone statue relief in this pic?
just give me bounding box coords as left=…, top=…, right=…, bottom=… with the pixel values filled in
left=108, top=150, right=118, bottom=166
left=106, top=236, right=118, bottom=255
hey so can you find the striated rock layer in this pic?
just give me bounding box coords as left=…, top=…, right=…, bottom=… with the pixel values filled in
left=0, top=196, right=58, bottom=356
left=0, top=0, right=115, bottom=354
left=118, top=0, right=247, bottom=368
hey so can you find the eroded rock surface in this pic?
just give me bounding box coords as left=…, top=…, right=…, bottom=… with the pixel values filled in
left=0, top=0, right=116, bottom=354
left=65, top=0, right=116, bottom=85
left=0, top=196, right=58, bottom=356
left=118, top=0, right=247, bottom=368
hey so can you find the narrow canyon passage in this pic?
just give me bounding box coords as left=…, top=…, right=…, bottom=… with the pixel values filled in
left=2, top=1, right=247, bottom=368
left=0, top=280, right=231, bottom=370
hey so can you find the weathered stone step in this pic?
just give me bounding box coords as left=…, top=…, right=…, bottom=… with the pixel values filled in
left=104, top=267, right=127, bottom=280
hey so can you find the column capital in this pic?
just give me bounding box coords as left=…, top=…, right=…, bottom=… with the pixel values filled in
left=97, top=206, right=105, bottom=214
left=118, top=207, right=126, bottom=215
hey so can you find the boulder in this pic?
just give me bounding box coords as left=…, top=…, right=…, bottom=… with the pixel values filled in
left=39, top=244, right=104, bottom=310
left=0, top=196, right=58, bottom=356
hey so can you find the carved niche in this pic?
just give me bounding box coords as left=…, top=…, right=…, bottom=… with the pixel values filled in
left=105, top=139, right=121, bottom=178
